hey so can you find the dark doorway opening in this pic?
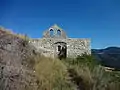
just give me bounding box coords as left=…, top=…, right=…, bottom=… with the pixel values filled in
left=59, top=45, right=67, bottom=59
left=54, top=42, right=67, bottom=60
left=58, top=45, right=61, bottom=51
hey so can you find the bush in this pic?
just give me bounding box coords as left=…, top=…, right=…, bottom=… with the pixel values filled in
left=23, top=52, right=120, bottom=90
left=62, top=54, right=120, bottom=90
left=63, top=54, right=99, bottom=70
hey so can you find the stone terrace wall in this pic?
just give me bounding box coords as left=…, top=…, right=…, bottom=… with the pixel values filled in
left=30, top=38, right=91, bottom=58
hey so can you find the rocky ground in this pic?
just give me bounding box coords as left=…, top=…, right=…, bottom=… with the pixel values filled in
left=0, top=28, right=40, bottom=90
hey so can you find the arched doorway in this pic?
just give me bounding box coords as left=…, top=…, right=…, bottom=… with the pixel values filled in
left=54, top=42, right=67, bottom=59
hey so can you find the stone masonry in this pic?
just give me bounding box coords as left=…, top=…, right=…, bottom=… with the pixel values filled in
left=30, top=24, right=91, bottom=58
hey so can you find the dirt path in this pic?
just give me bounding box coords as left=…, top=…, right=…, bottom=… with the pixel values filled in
left=67, top=68, right=86, bottom=90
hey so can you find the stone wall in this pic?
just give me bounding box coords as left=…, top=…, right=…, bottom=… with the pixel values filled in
left=29, top=38, right=91, bottom=58
left=66, top=38, right=91, bottom=57
left=29, top=24, right=91, bottom=58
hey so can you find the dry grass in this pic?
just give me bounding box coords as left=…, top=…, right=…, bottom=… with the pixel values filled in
left=0, top=26, right=14, bottom=34
left=0, top=26, right=30, bottom=41
left=1, top=26, right=119, bottom=90
left=63, top=55, right=120, bottom=90
left=73, top=65, right=111, bottom=90
left=34, top=56, right=76, bottom=90
left=30, top=54, right=120, bottom=90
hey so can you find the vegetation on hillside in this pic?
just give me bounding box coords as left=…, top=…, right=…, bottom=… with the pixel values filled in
left=28, top=54, right=120, bottom=90
left=62, top=54, right=120, bottom=90
left=0, top=26, right=30, bottom=41
left=34, top=56, right=76, bottom=90
left=92, top=47, right=120, bottom=69
left=0, top=27, right=120, bottom=90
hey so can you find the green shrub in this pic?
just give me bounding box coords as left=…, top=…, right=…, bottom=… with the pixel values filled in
left=25, top=49, right=120, bottom=90
left=62, top=54, right=120, bottom=90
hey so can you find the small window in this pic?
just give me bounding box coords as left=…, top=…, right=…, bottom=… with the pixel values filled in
left=57, top=30, right=61, bottom=36
left=50, top=29, right=54, bottom=36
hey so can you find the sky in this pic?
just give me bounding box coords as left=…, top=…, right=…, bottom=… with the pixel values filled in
left=0, top=0, right=120, bottom=49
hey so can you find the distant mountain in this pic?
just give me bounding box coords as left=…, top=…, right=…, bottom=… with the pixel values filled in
left=92, top=47, right=120, bottom=69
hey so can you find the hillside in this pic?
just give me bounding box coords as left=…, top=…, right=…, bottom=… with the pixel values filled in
left=0, top=27, right=120, bottom=90
left=0, top=28, right=40, bottom=90
left=92, top=47, right=120, bottom=69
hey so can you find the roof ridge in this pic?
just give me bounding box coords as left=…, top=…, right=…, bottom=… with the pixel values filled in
left=51, top=24, right=63, bottom=30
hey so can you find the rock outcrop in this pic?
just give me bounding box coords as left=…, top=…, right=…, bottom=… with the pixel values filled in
left=0, top=28, right=39, bottom=90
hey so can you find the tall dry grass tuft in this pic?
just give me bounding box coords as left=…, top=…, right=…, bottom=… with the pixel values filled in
left=34, top=56, right=76, bottom=90
left=73, top=65, right=111, bottom=90
left=0, top=26, right=31, bottom=41
left=63, top=55, right=120, bottom=90
left=0, top=26, right=14, bottom=34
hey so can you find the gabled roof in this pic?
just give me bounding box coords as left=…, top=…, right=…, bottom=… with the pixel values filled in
left=43, top=24, right=67, bottom=38
left=50, top=24, right=63, bottom=30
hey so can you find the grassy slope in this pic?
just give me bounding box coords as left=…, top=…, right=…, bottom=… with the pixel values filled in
left=34, top=55, right=76, bottom=90
left=31, top=54, right=120, bottom=90
left=1, top=27, right=120, bottom=90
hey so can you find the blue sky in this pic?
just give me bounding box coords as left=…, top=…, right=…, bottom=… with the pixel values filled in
left=0, top=0, right=120, bottom=49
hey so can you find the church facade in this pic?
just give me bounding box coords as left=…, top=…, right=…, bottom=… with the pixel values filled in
left=30, top=24, right=91, bottom=58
